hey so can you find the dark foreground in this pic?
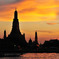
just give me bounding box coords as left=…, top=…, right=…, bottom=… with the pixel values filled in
left=0, top=53, right=59, bottom=59
left=0, top=50, right=59, bottom=57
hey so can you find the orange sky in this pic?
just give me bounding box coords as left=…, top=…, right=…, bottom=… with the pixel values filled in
left=0, top=0, right=59, bottom=43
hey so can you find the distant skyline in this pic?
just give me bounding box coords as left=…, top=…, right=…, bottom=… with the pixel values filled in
left=0, top=0, right=59, bottom=43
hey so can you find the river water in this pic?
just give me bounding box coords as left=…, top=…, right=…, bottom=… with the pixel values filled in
left=0, top=53, right=59, bottom=59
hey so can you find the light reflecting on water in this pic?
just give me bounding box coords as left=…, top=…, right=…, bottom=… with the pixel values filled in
left=0, top=53, right=59, bottom=59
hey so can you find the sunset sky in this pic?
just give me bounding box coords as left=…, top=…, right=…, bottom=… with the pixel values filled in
left=0, top=0, right=59, bottom=43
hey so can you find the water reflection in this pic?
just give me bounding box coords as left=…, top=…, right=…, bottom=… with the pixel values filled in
left=0, top=53, right=59, bottom=59
left=21, top=53, right=58, bottom=59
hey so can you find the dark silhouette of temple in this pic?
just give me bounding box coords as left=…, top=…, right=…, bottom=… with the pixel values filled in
left=29, top=38, right=32, bottom=45
left=8, top=10, right=21, bottom=39
left=0, top=10, right=59, bottom=54
left=28, top=32, right=39, bottom=52
left=0, top=10, right=39, bottom=53
left=34, top=32, right=38, bottom=45
left=0, top=10, right=28, bottom=53
left=6, top=10, right=27, bottom=47
left=4, top=30, right=6, bottom=39
left=5, top=10, right=27, bottom=48
left=28, top=32, right=38, bottom=45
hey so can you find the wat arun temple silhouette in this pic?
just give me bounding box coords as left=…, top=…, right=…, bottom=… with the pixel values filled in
left=0, top=10, right=39, bottom=52
left=0, top=10, right=59, bottom=53
left=8, top=10, right=23, bottom=39
left=6, top=10, right=28, bottom=47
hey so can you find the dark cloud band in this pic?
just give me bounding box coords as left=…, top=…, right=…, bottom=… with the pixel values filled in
left=0, top=0, right=24, bottom=6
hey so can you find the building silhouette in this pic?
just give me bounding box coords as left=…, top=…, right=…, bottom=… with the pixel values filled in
left=8, top=10, right=21, bottom=39
left=28, top=32, right=39, bottom=46
left=6, top=10, right=27, bottom=48
left=0, top=10, right=40, bottom=53
left=35, top=32, right=38, bottom=44
left=28, top=32, right=39, bottom=51
left=29, top=38, right=32, bottom=45
left=4, top=30, right=6, bottom=39
left=0, top=9, right=59, bottom=53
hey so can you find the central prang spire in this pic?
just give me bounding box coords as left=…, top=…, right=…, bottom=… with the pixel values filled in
left=8, top=9, right=21, bottom=38
left=14, top=10, right=18, bottom=19
left=12, top=9, right=19, bottom=31
left=7, top=9, right=27, bottom=48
